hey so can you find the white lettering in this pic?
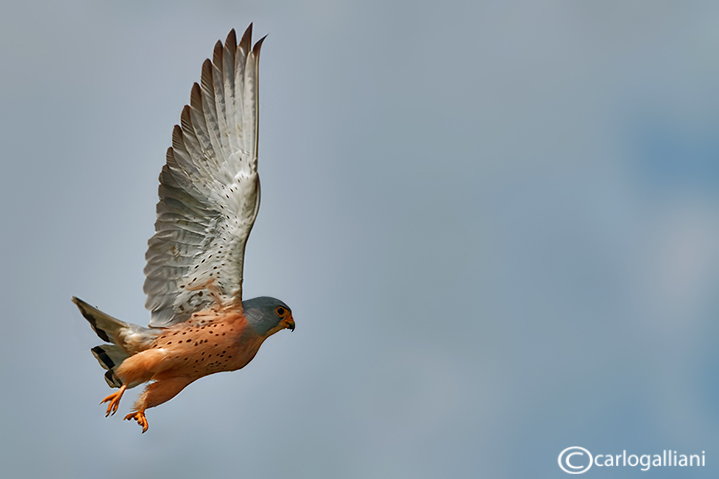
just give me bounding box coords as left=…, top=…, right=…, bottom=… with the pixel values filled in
left=558, top=447, right=706, bottom=474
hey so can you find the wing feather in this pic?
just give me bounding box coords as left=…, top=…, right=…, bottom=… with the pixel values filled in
left=144, top=25, right=264, bottom=327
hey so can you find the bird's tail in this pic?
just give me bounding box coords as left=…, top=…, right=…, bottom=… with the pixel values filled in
left=73, top=296, right=128, bottom=345
left=72, top=296, right=156, bottom=388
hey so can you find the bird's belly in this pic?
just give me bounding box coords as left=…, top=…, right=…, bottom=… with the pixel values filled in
left=149, top=314, right=263, bottom=380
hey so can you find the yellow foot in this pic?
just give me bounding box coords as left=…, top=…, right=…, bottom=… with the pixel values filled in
left=100, top=384, right=126, bottom=417
left=124, top=410, right=149, bottom=433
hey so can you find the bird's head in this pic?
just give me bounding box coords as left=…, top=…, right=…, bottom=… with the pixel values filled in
left=242, top=296, right=295, bottom=337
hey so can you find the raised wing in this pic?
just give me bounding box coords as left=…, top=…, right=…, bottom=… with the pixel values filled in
left=144, top=25, right=265, bottom=327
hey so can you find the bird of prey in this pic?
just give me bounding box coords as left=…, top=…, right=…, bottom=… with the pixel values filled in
left=72, top=24, right=295, bottom=433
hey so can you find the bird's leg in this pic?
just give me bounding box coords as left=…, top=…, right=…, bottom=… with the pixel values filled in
left=123, top=378, right=190, bottom=433
left=100, top=384, right=127, bottom=417
left=124, top=410, right=149, bottom=433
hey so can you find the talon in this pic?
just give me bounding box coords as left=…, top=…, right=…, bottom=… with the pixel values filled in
left=124, top=410, right=149, bottom=433
left=100, top=385, right=126, bottom=417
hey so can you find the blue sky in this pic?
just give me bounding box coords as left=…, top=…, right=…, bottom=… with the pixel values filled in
left=1, top=1, right=719, bottom=478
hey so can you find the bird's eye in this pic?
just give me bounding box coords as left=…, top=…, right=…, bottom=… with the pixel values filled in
left=276, top=307, right=286, bottom=317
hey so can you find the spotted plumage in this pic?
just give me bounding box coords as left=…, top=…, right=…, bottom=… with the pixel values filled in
left=73, top=25, right=295, bottom=433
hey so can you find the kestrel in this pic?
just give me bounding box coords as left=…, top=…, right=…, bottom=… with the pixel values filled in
left=72, top=25, right=295, bottom=433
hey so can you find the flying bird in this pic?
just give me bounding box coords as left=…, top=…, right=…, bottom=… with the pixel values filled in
left=73, top=24, right=295, bottom=433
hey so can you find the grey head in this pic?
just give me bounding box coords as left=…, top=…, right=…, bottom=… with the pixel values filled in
left=242, top=296, right=295, bottom=336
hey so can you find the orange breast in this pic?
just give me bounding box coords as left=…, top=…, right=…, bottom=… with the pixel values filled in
left=147, top=309, right=265, bottom=382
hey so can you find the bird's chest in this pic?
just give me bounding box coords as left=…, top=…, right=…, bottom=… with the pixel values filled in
left=153, top=314, right=264, bottom=379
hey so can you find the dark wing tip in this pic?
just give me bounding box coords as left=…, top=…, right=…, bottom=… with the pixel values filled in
left=252, top=34, right=268, bottom=56
left=225, top=28, right=237, bottom=49
left=165, top=146, right=176, bottom=166
left=171, top=124, right=183, bottom=148
left=200, top=59, right=214, bottom=91
left=180, top=104, right=193, bottom=130
left=239, top=23, right=253, bottom=52
left=190, top=82, right=202, bottom=108
left=213, top=40, right=223, bottom=66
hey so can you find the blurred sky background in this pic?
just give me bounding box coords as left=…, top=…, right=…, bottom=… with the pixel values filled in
left=1, top=1, right=719, bottom=478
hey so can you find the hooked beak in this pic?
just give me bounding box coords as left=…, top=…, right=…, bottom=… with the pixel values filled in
left=283, top=315, right=295, bottom=332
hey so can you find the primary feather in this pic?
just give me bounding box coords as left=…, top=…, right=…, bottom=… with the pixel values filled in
left=143, top=26, right=266, bottom=327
